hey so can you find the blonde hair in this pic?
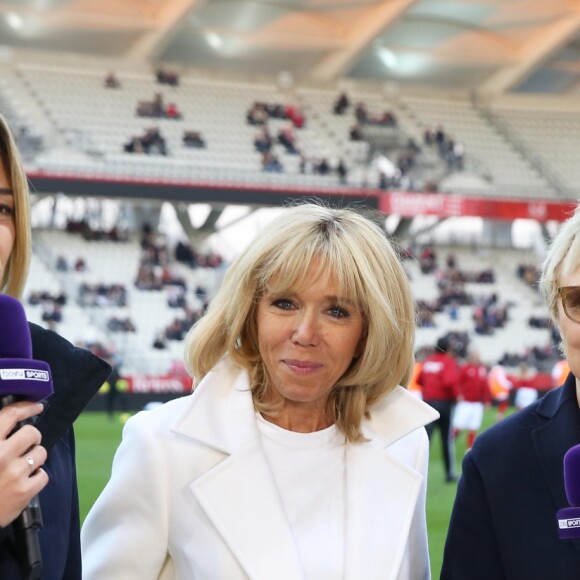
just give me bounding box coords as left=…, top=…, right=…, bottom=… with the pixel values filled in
left=539, top=204, right=580, bottom=323
left=185, top=203, right=416, bottom=442
left=0, top=114, right=31, bottom=297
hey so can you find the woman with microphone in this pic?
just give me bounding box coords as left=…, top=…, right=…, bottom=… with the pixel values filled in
left=0, top=113, right=111, bottom=579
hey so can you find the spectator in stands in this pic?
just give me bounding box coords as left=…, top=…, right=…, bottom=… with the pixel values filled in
left=152, top=332, right=167, bottom=350
left=174, top=239, right=195, bottom=264
left=182, top=130, right=205, bottom=149
left=349, top=124, right=363, bottom=141
left=376, top=110, right=397, bottom=127
left=333, top=92, right=350, bottom=115
left=284, top=104, right=305, bottom=129
left=125, top=127, right=167, bottom=156
left=156, top=68, right=179, bottom=86
left=416, top=300, right=436, bottom=327
left=165, top=102, right=182, bottom=119
left=41, top=300, right=63, bottom=323
left=104, top=71, right=120, bottom=89
left=355, top=102, right=368, bottom=124
left=246, top=102, right=268, bottom=125
left=419, top=245, right=437, bottom=274
left=82, top=203, right=439, bottom=579
left=136, top=93, right=165, bottom=118
left=314, top=157, right=330, bottom=175
left=442, top=203, right=580, bottom=579
left=167, top=285, right=186, bottom=308
left=253, top=127, right=272, bottom=153
left=261, top=151, right=283, bottom=172
left=337, top=158, right=348, bottom=184
left=55, top=254, right=68, bottom=271
left=74, top=257, right=86, bottom=272
left=277, top=126, right=298, bottom=154
left=0, top=113, right=111, bottom=578
left=417, top=336, right=460, bottom=483
left=164, top=317, right=184, bottom=341
left=451, top=350, right=490, bottom=451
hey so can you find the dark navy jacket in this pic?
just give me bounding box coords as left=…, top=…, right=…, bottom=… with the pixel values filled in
left=442, top=372, right=580, bottom=580
left=0, top=324, right=111, bottom=580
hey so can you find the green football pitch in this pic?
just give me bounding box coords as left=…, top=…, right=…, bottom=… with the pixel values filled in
left=75, top=407, right=508, bottom=578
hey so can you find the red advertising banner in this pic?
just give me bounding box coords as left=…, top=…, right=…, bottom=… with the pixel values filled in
left=380, top=192, right=577, bottom=222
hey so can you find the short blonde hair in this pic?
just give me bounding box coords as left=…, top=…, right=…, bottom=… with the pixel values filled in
left=539, top=204, right=580, bottom=322
left=0, top=114, right=31, bottom=297
left=185, top=203, right=415, bottom=442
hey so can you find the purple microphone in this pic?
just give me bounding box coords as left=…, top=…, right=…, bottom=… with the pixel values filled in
left=0, top=294, right=53, bottom=580
left=0, top=294, right=53, bottom=403
left=557, top=444, right=580, bottom=539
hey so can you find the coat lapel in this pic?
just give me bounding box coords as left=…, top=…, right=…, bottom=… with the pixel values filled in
left=171, top=358, right=305, bottom=580
left=191, top=439, right=305, bottom=580
left=532, top=373, right=580, bottom=561
left=344, top=441, right=424, bottom=580
left=345, top=387, right=439, bottom=580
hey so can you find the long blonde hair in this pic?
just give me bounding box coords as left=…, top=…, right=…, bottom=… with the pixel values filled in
left=0, top=114, right=31, bottom=297
left=184, top=203, right=415, bottom=441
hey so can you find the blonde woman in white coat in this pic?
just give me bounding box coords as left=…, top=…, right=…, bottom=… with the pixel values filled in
left=81, top=203, right=439, bottom=580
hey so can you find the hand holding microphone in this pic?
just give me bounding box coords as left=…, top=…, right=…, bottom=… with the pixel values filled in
left=0, top=294, right=53, bottom=579
left=0, top=401, right=48, bottom=528
left=557, top=444, right=580, bottom=539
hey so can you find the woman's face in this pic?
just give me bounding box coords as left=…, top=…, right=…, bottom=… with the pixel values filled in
left=556, top=265, right=580, bottom=385
left=256, top=262, right=364, bottom=426
left=0, top=159, right=15, bottom=279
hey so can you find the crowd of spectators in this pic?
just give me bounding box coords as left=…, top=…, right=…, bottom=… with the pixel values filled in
left=247, top=101, right=305, bottom=129
left=65, top=219, right=129, bottom=242
left=107, top=315, right=136, bottom=333
left=174, top=239, right=223, bottom=269
left=410, top=247, right=509, bottom=336
left=79, top=283, right=128, bottom=307
left=333, top=92, right=397, bottom=127
left=124, top=127, right=168, bottom=155
left=423, top=126, right=464, bottom=171
left=136, top=93, right=182, bottom=120
left=156, top=68, right=179, bottom=86
left=28, top=291, right=66, bottom=326
left=246, top=100, right=309, bottom=174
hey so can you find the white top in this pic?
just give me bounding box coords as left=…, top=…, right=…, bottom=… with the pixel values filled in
left=256, top=413, right=346, bottom=580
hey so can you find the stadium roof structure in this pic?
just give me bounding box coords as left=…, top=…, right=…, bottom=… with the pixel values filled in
left=1, top=0, right=580, bottom=95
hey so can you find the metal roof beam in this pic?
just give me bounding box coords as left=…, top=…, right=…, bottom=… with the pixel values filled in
left=308, top=0, right=418, bottom=82
left=477, top=14, right=580, bottom=96
left=125, top=0, right=199, bottom=61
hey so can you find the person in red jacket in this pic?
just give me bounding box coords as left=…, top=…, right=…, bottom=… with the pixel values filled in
left=451, top=350, right=490, bottom=450
left=417, top=336, right=460, bottom=482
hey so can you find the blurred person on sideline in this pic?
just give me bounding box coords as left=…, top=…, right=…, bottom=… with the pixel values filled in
left=105, top=357, right=129, bottom=420
left=442, top=204, right=580, bottom=579
left=513, top=362, right=539, bottom=411
left=417, top=336, right=459, bottom=482
left=451, top=350, right=490, bottom=451
left=81, top=203, right=439, bottom=579
left=488, top=363, right=513, bottom=421
left=408, top=358, right=424, bottom=399
left=553, top=358, right=570, bottom=388
left=0, top=114, right=111, bottom=579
